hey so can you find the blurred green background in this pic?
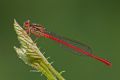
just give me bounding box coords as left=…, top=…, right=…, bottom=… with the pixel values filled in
left=0, top=0, right=119, bottom=80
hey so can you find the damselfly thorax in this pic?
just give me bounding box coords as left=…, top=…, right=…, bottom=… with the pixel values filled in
left=24, top=20, right=46, bottom=37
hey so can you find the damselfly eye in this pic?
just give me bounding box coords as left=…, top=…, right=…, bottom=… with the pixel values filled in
left=24, top=20, right=30, bottom=27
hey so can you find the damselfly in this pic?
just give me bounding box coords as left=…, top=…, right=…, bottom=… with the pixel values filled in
left=23, top=20, right=112, bottom=66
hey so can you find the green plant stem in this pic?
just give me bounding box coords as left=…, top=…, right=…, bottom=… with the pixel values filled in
left=13, top=19, right=65, bottom=80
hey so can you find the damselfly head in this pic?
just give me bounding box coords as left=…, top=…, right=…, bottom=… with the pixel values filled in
left=24, top=20, right=30, bottom=28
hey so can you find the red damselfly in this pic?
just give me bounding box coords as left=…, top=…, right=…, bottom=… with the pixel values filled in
left=23, top=20, right=112, bottom=66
